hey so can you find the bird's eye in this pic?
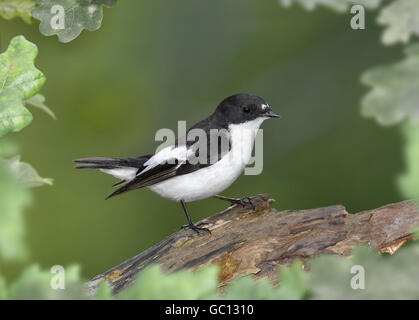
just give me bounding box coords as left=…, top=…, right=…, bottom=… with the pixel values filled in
left=243, top=107, right=250, bottom=113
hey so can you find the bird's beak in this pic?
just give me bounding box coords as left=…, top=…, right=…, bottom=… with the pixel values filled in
left=265, top=110, right=281, bottom=118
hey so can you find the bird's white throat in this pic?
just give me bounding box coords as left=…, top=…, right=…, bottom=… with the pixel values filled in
left=227, top=117, right=267, bottom=167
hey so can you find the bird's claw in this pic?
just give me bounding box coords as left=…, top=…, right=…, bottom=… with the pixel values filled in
left=181, top=223, right=211, bottom=235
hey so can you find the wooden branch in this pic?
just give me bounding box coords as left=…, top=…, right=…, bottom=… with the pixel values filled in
left=88, top=194, right=419, bottom=294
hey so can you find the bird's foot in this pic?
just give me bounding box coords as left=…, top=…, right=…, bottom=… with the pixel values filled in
left=230, top=196, right=255, bottom=210
left=181, top=222, right=211, bottom=235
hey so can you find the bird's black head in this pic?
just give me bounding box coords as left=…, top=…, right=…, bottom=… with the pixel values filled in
left=213, top=93, right=280, bottom=125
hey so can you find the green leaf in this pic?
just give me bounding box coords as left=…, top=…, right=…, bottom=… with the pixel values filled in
left=26, top=94, right=56, bottom=119
left=220, top=276, right=274, bottom=300
left=279, top=0, right=381, bottom=12
left=94, top=281, right=112, bottom=300
left=398, top=123, right=419, bottom=202
left=221, top=261, right=306, bottom=300
left=32, top=0, right=117, bottom=43
left=0, top=35, right=45, bottom=137
left=3, top=156, right=52, bottom=187
left=0, top=0, right=36, bottom=23
left=361, top=43, right=419, bottom=125
left=308, top=245, right=419, bottom=299
left=377, top=0, right=419, bottom=45
left=0, top=155, right=51, bottom=260
left=117, top=265, right=219, bottom=300
left=0, top=160, right=31, bottom=260
left=7, top=264, right=87, bottom=299
left=275, top=261, right=306, bottom=299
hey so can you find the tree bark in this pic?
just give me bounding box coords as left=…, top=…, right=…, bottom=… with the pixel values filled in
left=87, top=194, right=419, bottom=295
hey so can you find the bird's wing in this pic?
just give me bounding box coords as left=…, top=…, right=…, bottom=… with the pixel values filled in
left=136, top=144, right=193, bottom=176
left=106, top=145, right=193, bottom=199
left=106, top=125, right=231, bottom=199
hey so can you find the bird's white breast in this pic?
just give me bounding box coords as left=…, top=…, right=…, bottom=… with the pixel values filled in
left=148, top=117, right=266, bottom=202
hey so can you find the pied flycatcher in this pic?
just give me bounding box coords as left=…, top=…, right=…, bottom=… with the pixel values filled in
left=74, top=94, right=280, bottom=234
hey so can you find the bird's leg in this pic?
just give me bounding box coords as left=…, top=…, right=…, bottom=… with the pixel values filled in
left=180, top=200, right=211, bottom=234
left=213, top=194, right=255, bottom=210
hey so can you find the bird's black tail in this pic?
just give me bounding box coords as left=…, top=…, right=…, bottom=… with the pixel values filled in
left=74, top=156, right=152, bottom=194
left=73, top=156, right=151, bottom=170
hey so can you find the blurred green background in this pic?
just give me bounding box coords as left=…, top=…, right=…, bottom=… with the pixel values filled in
left=0, top=0, right=405, bottom=280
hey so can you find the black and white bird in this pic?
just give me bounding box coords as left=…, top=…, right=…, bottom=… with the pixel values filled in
left=74, top=94, right=280, bottom=233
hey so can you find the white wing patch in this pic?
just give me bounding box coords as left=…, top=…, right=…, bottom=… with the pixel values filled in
left=137, top=144, right=194, bottom=176
left=100, top=144, right=196, bottom=182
